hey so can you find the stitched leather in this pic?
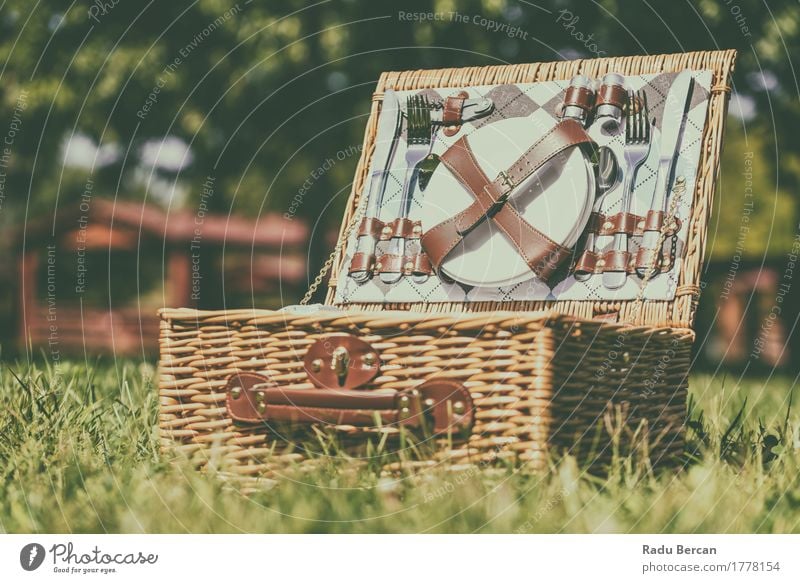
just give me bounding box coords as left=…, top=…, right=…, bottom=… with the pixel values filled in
left=410, top=252, right=432, bottom=276
left=358, top=217, right=387, bottom=239
left=348, top=252, right=375, bottom=274
left=389, top=217, right=422, bottom=239
left=602, top=249, right=631, bottom=272
left=443, top=93, right=467, bottom=125
left=564, top=85, right=595, bottom=111
left=374, top=254, right=404, bottom=274
left=226, top=373, right=475, bottom=435
left=596, top=83, right=627, bottom=108
left=573, top=250, right=599, bottom=275
left=443, top=90, right=469, bottom=137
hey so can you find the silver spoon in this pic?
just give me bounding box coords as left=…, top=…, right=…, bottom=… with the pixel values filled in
left=574, top=147, right=621, bottom=282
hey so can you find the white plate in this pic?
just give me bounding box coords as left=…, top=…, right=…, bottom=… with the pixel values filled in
left=420, top=116, right=595, bottom=287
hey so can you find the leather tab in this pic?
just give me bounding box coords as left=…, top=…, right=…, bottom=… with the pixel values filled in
left=443, top=91, right=469, bottom=137
left=348, top=252, right=375, bottom=275
left=397, top=379, right=474, bottom=434
left=390, top=217, right=422, bottom=239
left=602, top=249, right=631, bottom=273
left=226, top=372, right=277, bottom=423
left=644, top=210, right=663, bottom=233
left=303, top=334, right=380, bottom=390
left=573, top=250, right=600, bottom=276
left=563, top=85, right=595, bottom=111
left=596, top=83, right=627, bottom=108
left=358, top=217, right=388, bottom=240
left=410, top=252, right=432, bottom=276
left=374, top=254, right=404, bottom=274
left=609, top=212, right=640, bottom=236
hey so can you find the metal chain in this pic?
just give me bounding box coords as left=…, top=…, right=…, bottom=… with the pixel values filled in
left=300, top=192, right=369, bottom=305
left=628, top=176, right=686, bottom=323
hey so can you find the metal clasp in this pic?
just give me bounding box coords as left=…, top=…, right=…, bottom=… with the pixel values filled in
left=331, top=346, right=350, bottom=385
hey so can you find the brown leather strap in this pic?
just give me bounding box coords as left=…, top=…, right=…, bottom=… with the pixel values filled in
left=227, top=373, right=475, bottom=435
left=443, top=93, right=466, bottom=125
left=373, top=253, right=433, bottom=276
left=635, top=246, right=659, bottom=274
left=573, top=249, right=646, bottom=275
left=642, top=210, right=681, bottom=236
left=564, top=85, right=595, bottom=111
left=586, top=212, right=667, bottom=237
left=604, top=212, right=640, bottom=236
left=348, top=252, right=375, bottom=275
left=421, top=119, right=593, bottom=281
left=489, top=119, right=594, bottom=199
left=443, top=90, right=469, bottom=137
left=602, top=249, right=631, bottom=273
left=389, top=217, right=422, bottom=239
left=644, top=210, right=664, bottom=232
left=358, top=217, right=387, bottom=239
left=374, top=254, right=403, bottom=274
left=596, top=84, right=627, bottom=108
left=410, top=252, right=432, bottom=276
left=573, top=250, right=599, bottom=275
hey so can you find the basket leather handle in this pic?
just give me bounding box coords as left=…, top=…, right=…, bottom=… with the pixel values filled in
left=226, top=372, right=474, bottom=434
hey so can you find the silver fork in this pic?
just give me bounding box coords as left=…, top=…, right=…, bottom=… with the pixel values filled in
left=602, top=89, right=652, bottom=290
left=380, top=95, right=433, bottom=284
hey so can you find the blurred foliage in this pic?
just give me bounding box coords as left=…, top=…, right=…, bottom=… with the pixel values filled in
left=0, top=0, right=797, bottom=266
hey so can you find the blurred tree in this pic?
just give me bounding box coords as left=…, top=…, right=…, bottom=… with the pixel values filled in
left=0, top=0, right=797, bottom=300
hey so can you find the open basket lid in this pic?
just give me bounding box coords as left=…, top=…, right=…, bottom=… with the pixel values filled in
left=323, top=50, right=737, bottom=329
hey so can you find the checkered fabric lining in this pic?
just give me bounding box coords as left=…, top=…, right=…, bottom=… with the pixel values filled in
left=334, top=71, right=712, bottom=306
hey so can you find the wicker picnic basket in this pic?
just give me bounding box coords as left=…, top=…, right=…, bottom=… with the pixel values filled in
left=158, top=50, right=736, bottom=482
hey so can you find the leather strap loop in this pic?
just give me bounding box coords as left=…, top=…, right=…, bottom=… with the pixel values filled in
left=596, top=84, right=627, bottom=109
left=563, top=85, right=595, bottom=111
left=374, top=253, right=404, bottom=274
left=410, top=252, right=432, bottom=276
left=348, top=252, right=375, bottom=275
left=389, top=217, right=422, bottom=239
left=443, top=93, right=467, bottom=125
left=358, top=217, right=388, bottom=240
left=644, top=210, right=664, bottom=232
left=443, top=90, right=469, bottom=137
left=573, top=250, right=599, bottom=275
left=602, top=249, right=631, bottom=273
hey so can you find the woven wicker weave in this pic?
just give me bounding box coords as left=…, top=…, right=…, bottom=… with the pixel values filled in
left=159, top=310, right=691, bottom=476
left=158, top=50, right=735, bottom=482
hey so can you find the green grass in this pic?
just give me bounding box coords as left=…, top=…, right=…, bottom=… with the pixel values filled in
left=0, top=358, right=799, bottom=533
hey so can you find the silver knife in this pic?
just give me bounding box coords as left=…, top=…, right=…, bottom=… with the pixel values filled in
left=637, top=70, right=694, bottom=277
left=349, top=89, right=404, bottom=283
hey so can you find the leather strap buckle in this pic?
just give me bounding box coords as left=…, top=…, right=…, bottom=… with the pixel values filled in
left=487, top=190, right=510, bottom=218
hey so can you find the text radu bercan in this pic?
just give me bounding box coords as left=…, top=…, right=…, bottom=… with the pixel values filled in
left=643, top=544, right=717, bottom=555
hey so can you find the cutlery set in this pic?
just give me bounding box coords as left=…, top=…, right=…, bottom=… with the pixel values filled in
left=347, top=90, right=494, bottom=284
left=347, top=71, right=696, bottom=292
left=572, top=70, right=695, bottom=290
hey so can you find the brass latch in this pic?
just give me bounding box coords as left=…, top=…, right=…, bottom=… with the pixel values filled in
left=303, top=334, right=380, bottom=390
left=331, top=346, right=350, bottom=385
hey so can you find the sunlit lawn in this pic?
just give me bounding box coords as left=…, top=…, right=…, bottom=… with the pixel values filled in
left=0, top=359, right=798, bottom=533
